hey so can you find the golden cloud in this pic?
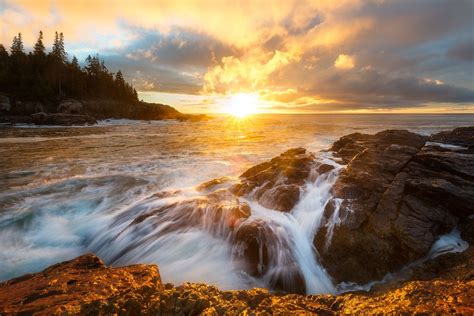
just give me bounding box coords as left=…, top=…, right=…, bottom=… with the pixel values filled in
left=203, top=49, right=300, bottom=93
left=334, top=54, right=355, bottom=69
left=2, top=0, right=368, bottom=74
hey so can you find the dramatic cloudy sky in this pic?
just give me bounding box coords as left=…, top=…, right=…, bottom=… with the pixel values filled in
left=1, top=0, right=473, bottom=113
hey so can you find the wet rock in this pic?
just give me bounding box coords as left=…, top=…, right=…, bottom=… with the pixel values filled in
left=317, top=163, right=335, bottom=174
left=196, top=176, right=233, bottom=192
left=258, top=184, right=301, bottom=212
left=232, top=147, right=316, bottom=211
left=57, top=99, right=83, bottom=114
left=232, top=219, right=306, bottom=294
left=151, top=189, right=182, bottom=198
left=315, top=128, right=474, bottom=284
left=232, top=219, right=274, bottom=277
left=130, top=188, right=250, bottom=236
left=430, top=126, right=474, bottom=147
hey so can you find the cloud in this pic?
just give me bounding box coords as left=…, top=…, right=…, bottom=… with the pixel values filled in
left=302, top=68, right=474, bottom=107
left=1, top=0, right=473, bottom=112
left=447, top=39, right=474, bottom=62
left=334, top=54, right=355, bottom=69
left=203, top=49, right=300, bottom=93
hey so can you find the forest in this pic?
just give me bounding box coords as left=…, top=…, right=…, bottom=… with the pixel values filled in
left=0, top=31, right=138, bottom=104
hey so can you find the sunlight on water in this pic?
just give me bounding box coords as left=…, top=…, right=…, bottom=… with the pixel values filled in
left=0, top=114, right=473, bottom=292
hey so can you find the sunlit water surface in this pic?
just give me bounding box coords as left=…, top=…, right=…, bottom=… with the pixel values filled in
left=0, top=114, right=472, bottom=292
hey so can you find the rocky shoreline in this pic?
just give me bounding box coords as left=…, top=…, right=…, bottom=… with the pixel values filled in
left=0, top=253, right=472, bottom=315
left=0, top=97, right=208, bottom=126
left=0, top=127, right=473, bottom=314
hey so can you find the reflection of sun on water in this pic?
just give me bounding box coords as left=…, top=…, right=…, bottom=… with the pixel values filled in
left=226, top=93, right=259, bottom=118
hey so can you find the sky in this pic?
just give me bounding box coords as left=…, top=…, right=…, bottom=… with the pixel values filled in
left=1, top=0, right=473, bottom=113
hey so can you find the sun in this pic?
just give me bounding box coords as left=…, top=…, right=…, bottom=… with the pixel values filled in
left=226, top=93, right=259, bottom=118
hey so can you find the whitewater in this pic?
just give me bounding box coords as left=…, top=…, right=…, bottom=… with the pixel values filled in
left=0, top=114, right=472, bottom=293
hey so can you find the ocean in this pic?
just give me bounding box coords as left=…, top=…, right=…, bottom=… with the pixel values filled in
left=0, top=114, right=473, bottom=292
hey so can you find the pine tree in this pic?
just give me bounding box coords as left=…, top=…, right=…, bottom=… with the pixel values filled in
left=0, top=44, right=8, bottom=80
left=33, top=31, right=46, bottom=56
left=10, top=33, right=24, bottom=55
left=133, top=88, right=138, bottom=100
left=59, top=32, right=67, bottom=61
left=51, top=31, right=67, bottom=63
left=85, top=55, right=101, bottom=76
left=115, top=70, right=125, bottom=87
left=0, top=31, right=139, bottom=104
left=71, top=56, right=80, bottom=69
left=0, top=44, right=8, bottom=59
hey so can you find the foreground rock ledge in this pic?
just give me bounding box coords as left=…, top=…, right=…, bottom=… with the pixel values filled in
left=0, top=254, right=472, bottom=315
left=315, top=127, right=474, bottom=284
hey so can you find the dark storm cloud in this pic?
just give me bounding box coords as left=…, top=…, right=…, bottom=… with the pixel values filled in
left=307, top=69, right=474, bottom=106
left=448, top=39, right=474, bottom=62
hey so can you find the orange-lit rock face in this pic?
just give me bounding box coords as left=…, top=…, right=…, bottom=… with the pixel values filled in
left=0, top=254, right=163, bottom=315
left=0, top=253, right=473, bottom=315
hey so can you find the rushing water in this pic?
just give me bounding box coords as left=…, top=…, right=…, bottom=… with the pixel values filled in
left=0, top=114, right=473, bottom=292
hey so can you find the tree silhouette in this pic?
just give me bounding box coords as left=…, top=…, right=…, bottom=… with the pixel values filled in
left=33, top=31, right=46, bottom=56
left=0, top=31, right=138, bottom=106
left=10, top=33, right=24, bottom=55
left=71, top=56, right=79, bottom=68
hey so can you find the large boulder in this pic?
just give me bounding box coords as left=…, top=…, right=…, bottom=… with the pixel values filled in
left=231, top=148, right=316, bottom=211
left=232, top=219, right=306, bottom=294
left=57, top=99, right=83, bottom=114
left=0, top=254, right=163, bottom=315
left=314, top=129, right=474, bottom=284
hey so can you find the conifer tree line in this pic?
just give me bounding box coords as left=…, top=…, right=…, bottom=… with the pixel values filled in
left=0, top=31, right=138, bottom=103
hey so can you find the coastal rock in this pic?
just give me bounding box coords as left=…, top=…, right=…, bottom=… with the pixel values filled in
left=81, top=99, right=208, bottom=121
left=315, top=128, right=474, bottom=284
left=232, top=219, right=306, bottom=294
left=231, top=147, right=315, bottom=211
left=0, top=94, right=10, bottom=112
left=32, top=113, right=97, bottom=126
left=0, top=254, right=163, bottom=315
left=57, top=99, right=83, bottom=114
left=122, top=149, right=319, bottom=293
left=430, top=126, right=474, bottom=148
left=31, top=112, right=48, bottom=124
left=129, top=188, right=250, bottom=236
left=12, top=101, right=44, bottom=115
left=196, top=176, right=233, bottom=192
left=0, top=254, right=472, bottom=315
left=0, top=115, right=33, bottom=124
